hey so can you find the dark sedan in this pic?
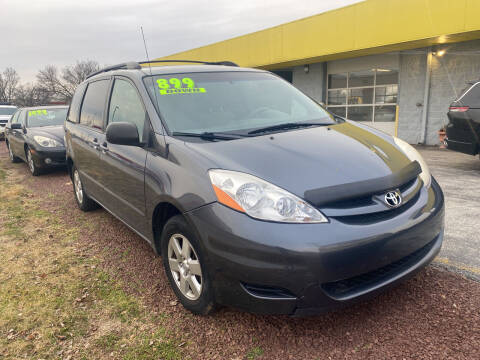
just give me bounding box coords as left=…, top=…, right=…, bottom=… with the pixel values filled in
left=5, top=106, right=68, bottom=175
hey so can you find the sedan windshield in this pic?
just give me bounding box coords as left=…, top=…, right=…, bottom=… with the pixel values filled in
left=27, top=108, right=68, bottom=127
left=144, top=71, right=335, bottom=135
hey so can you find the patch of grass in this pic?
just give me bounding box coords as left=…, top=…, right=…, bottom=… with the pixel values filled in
left=93, top=272, right=141, bottom=322
left=246, top=346, right=264, bottom=360
left=95, top=332, right=121, bottom=350
left=0, top=155, right=183, bottom=360
left=123, top=331, right=181, bottom=360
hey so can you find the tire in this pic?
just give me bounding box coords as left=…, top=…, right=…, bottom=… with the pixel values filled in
left=7, top=141, right=20, bottom=163
left=26, top=148, right=42, bottom=176
left=72, top=165, right=98, bottom=211
left=161, top=215, right=216, bottom=315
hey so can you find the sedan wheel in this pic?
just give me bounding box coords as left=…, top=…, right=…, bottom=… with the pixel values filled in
left=26, top=149, right=40, bottom=176
left=7, top=143, right=20, bottom=163
left=168, top=234, right=203, bottom=300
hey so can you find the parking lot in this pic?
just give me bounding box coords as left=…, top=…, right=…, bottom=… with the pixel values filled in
left=1, top=142, right=479, bottom=359
left=419, top=147, right=480, bottom=280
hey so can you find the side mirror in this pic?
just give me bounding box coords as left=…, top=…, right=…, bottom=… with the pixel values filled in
left=11, top=123, right=22, bottom=130
left=106, top=122, right=140, bottom=146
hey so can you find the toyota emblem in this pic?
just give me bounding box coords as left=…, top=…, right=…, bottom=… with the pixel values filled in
left=384, top=190, right=402, bottom=208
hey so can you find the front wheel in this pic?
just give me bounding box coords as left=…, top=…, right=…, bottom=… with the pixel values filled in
left=26, top=148, right=41, bottom=176
left=161, top=215, right=216, bottom=315
left=7, top=142, right=20, bottom=163
left=72, top=165, right=98, bottom=211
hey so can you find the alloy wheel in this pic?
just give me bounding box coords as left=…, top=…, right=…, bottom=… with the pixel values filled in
left=27, top=150, right=35, bottom=173
left=167, top=233, right=203, bottom=300
left=8, top=143, right=14, bottom=161
left=73, top=170, right=84, bottom=204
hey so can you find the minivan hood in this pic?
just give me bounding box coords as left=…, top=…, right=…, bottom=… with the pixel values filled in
left=185, top=122, right=414, bottom=204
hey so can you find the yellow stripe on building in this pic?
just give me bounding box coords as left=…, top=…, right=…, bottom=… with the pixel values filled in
left=152, top=0, right=480, bottom=69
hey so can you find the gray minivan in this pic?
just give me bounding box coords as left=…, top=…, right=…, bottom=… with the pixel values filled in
left=65, top=61, right=444, bottom=316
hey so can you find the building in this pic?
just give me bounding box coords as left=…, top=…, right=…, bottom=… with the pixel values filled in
left=153, top=0, right=480, bottom=145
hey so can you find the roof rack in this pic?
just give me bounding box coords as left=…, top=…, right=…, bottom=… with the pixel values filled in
left=138, top=60, right=239, bottom=67
left=86, top=61, right=142, bottom=79
left=86, top=60, right=238, bottom=79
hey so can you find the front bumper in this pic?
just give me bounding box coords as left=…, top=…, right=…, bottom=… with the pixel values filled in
left=186, top=178, right=445, bottom=315
left=30, top=147, right=66, bottom=168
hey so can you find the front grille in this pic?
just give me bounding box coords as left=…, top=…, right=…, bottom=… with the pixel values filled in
left=331, top=188, right=421, bottom=225
left=321, top=237, right=436, bottom=299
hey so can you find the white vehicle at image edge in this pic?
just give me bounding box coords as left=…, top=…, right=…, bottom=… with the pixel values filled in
left=0, top=104, right=18, bottom=140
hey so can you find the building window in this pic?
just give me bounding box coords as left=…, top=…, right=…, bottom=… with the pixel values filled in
left=326, top=69, right=398, bottom=122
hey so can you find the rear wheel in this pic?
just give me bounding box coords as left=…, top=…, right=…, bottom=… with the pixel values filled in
left=72, top=165, right=98, bottom=211
left=26, top=148, right=41, bottom=176
left=7, top=142, right=20, bottom=163
left=161, top=215, right=216, bottom=315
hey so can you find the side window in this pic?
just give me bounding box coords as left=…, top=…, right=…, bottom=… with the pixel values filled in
left=79, top=79, right=110, bottom=130
left=108, top=79, right=147, bottom=142
left=68, top=82, right=87, bottom=123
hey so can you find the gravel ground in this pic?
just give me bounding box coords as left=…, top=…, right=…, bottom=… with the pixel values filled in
left=1, top=143, right=479, bottom=359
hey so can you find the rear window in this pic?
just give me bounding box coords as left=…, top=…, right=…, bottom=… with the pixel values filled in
left=458, top=82, right=480, bottom=106
left=27, top=108, right=68, bottom=127
left=80, top=79, right=110, bottom=130
left=0, top=107, right=17, bottom=115
left=67, top=83, right=87, bottom=123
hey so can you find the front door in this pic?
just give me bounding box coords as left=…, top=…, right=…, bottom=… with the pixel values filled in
left=98, top=77, right=148, bottom=232
left=10, top=110, right=26, bottom=158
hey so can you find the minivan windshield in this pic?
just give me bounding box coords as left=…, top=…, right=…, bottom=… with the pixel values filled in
left=27, top=108, right=68, bottom=127
left=144, top=72, right=335, bottom=135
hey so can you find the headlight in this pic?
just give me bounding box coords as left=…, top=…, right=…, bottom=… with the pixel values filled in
left=33, top=135, right=61, bottom=148
left=393, top=137, right=431, bottom=188
left=208, top=169, right=328, bottom=223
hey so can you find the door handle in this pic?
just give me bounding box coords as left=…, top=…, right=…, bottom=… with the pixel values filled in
left=90, top=138, right=99, bottom=149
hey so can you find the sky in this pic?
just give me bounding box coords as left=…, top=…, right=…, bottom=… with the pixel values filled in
left=1, top=0, right=362, bottom=83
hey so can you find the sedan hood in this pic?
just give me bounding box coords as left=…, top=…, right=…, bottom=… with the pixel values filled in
left=28, top=125, right=65, bottom=145
left=185, top=122, right=418, bottom=206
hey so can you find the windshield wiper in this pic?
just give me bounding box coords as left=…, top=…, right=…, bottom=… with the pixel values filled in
left=171, top=131, right=245, bottom=141
left=247, top=122, right=330, bottom=135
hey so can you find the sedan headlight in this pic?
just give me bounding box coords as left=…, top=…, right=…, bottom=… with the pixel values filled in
left=33, top=135, right=61, bottom=148
left=208, top=169, right=328, bottom=223
left=393, top=137, right=431, bottom=188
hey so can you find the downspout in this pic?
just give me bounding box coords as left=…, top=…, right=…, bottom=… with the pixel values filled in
left=420, top=47, right=433, bottom=144
left=321, top=62, right=327, bottom=104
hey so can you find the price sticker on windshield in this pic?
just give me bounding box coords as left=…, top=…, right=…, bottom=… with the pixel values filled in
left=28, top=110, right=48, bottom=116
left=157, top=77, right=206, bottom=95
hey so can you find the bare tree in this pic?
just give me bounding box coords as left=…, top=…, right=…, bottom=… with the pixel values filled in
left=37, top=60, right=100, bottom=103
left=15, top=83, right=51, bottom=107
left=0, top=67, right=20, bottom=103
